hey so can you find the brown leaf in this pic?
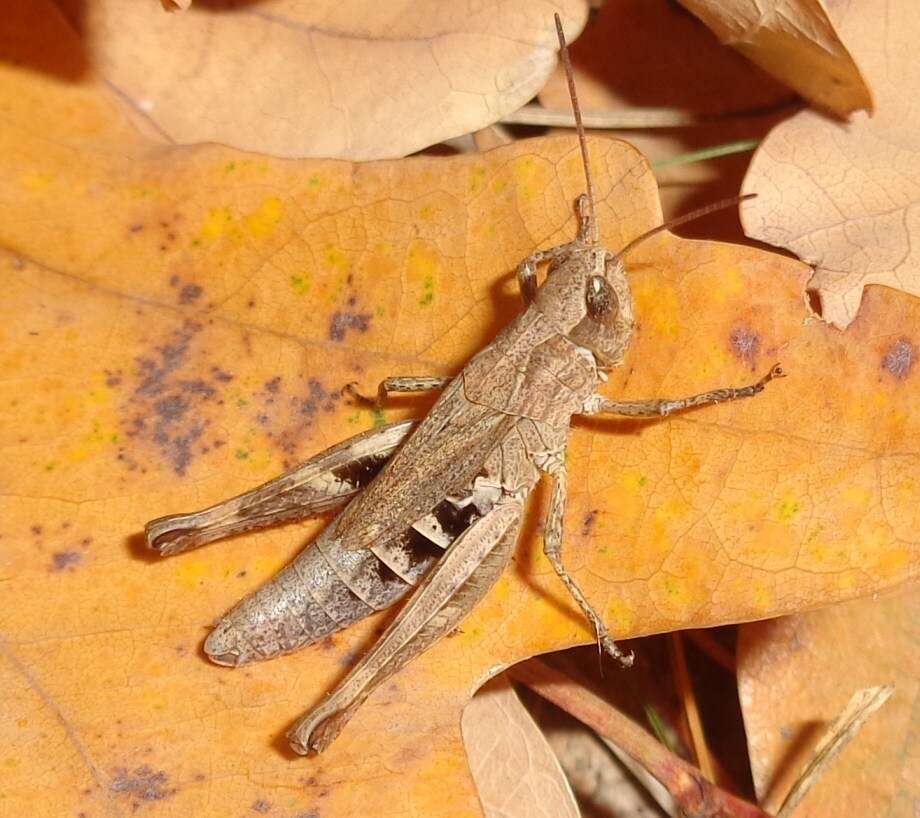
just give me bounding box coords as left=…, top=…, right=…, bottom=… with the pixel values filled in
left=738, top=590, right=919, bottom=817
left=65, top=0, right=588, bottom=160
left=678, top=0, right=872, bottom=117
left=742, top=0, right=920, bottom=327
left=1, top=6, right=918, bottom=817
left=462, top=677, right=580, bottom=818
left=536, top=0, right=791, bottom=242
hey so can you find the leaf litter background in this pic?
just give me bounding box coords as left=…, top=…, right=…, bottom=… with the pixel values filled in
left=0, top=2, right=917, bottom=818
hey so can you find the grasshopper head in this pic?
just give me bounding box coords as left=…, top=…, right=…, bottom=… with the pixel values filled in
left=567, top=248, right=634, bottom=368
left=534, top=243, right=635, bottom=369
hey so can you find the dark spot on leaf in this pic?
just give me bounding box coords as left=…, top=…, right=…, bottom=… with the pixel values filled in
left=168, top=275, right=180, bottom=287
left=30, top=524, right=42, bottom=536
left=51, top=551, right=81, bottom=571
left=882, top=338, right=915, bottom=380
left=178, top=283, right=203, bottom=305
left=581, top=510, right=597, bottom=536
left=254, top=377, right=341, bottom=456
left=328, top=311, right=371, bottom=342
left=110, top=766, right=176, bottom=805
left=154, top=394, right=188, bottom=423
left=251, top=800, right=271, bottom=814
left=211, top=366, right=234, bottom=383
left=123, top=321, right=229, bottom=475
left=729, top=326, right=760, bottom=368
left=129, top=223, right=144, bottom=233
left=105, top=369, right=123, bottom=387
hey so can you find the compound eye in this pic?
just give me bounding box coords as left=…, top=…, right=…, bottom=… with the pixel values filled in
left=585, top=275, right=618, bottom=319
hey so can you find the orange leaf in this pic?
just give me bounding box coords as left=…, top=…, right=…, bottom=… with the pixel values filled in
left=1, top=7, right=917, bottom=817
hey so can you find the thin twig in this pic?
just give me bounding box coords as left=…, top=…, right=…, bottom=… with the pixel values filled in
left=670, top=633, right=718, bottom=782
left=502, top=100, right=797, bottom=130
left=503, top=105, right=703, bottom=128
left=510, top=659, right=772, bottom=818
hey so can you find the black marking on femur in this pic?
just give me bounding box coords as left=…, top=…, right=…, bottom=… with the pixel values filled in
left=585, top=275, right=616, bottom=319
left=331, top=451, right=391, bottom=491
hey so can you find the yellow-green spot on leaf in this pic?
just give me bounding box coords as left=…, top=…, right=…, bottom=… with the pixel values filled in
left=371, top=408, right=386, bottom=428
left=776, top=496, right=801, bottom=521
left=235, top=449, right=250, bottom=460
left=375, top=306, right=385, bottom=317
left=200, top=206, right=234, bottom=241
left=345, top=411, right=361, bottom=425
left=224, top=161, right=236, bottom=173
left=512, top=154, right=550, bottom=201
left=290, top=273, right=311, bottom=295
left=235, top=397, right=248, bottom=408
left=245, top=196, right=283, bottom=237
left=419, top=205, right=435, bottom=220
left=407, top=240, right=439, bottom=308
left=44, top=461, right=57, bottom=472
left=324, top=246, right=348, bottom=271
left=419, top=274, right=435, bottom=307
left=308, top=173, right=322, bottom=188
left=469, top=165, right=487, bottom=194
left=663, top=576, right=682, bottom=597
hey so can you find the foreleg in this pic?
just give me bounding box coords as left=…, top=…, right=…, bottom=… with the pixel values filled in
left=582, top=364, right=784, bottom=418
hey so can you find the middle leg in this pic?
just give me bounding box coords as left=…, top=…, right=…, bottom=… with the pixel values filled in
left=541, top=453, right=634, bottom=667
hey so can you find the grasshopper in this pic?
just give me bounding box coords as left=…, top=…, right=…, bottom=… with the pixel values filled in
left=144, top=15, right=783, bottom=755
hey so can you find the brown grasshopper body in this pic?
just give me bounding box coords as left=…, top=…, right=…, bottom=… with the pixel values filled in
left=145, top=16, right=783, bottom=754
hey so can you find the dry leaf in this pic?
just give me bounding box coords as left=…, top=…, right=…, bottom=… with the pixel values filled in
left=678, top=0, right=872, bottom=117
left=1, top=7, right=918, bottom=818
left=536, top=0, right=791, bottom=242
left=738, top=590, right=919, bottom=817
left=57, top=0, right=587, bottom=160
left=742, top=0, right=920, bottom=327
left=539, top=0, right=789, bottom=116
left=462, top=677, right=580, bottom=818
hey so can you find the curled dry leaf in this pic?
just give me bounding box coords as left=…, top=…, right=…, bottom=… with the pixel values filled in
left=678, top=0, right=872, bottom=117
left=738, top=591, right=919, bottom=818
left=462, top=677, right=580, bottom=818
left=61, top=0, right=588, bottom=160
left=742, top=0, right=920, bottom=327
left=1, top=6, right=918, bottom=817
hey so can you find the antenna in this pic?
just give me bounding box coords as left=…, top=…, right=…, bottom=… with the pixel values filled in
left=619, top=194, right=757, bottom=258
left=554, top=13, right=598, bottom=245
